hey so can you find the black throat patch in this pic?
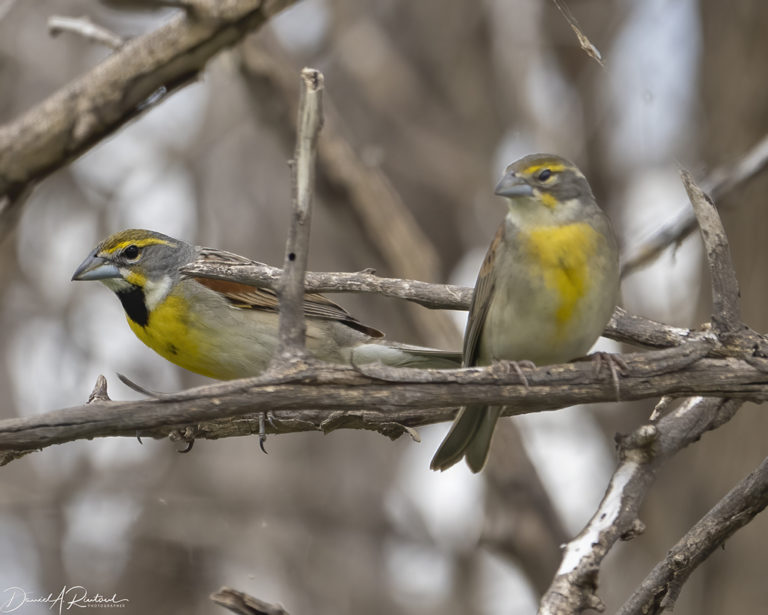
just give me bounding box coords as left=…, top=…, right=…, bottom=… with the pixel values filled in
left=116, top=287, right=149, bottom=327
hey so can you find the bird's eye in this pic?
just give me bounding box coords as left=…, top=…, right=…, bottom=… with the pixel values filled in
left=123, top=245, right=140, bottom=260
left=537, top=169, right=552, bottom=182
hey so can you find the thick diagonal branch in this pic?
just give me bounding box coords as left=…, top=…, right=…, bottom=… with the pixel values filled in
left=538, top=397, right=743, bottom=615
left=0, top=0, right=295, bottom=224
left=617, top=453, right=768, bottom=615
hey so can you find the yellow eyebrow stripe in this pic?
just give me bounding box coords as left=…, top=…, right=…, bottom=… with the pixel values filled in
left=103, top=238, right=173, bottom=254
left=522, top=162, right=567, bottom=175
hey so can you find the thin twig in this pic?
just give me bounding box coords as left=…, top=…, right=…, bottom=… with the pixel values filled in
left=681, top=170, right=741, bottom=333
left=48, top=15, right=125, bottom=50
left=617, top=454, right=768, bottom=615
left=551, top=0, right=603, bottom=66
left=275, top=68, right=324, bottom=359
left=211, top=587, right=289, bottom=615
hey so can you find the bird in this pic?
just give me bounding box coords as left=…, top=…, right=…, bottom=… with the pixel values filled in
left=72, top=229, right=461, bottom=380
left=430, top=153, right=620, bottom=473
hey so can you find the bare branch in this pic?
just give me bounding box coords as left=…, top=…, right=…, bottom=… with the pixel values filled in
left=622, top=133, right=768, bottom=277
left=12, top=335, right=768, bottom=461
left=183, top=257, right=472, bottom=309
left=211, top=587, right=289, bottom=615
left=538, top=397, right=743, bottom=615
left=682, top=170, right=741, bottom=333
left=617, top=454, right=768, bottom=615
left=48, top=15, right=125, bottom=49
left=276, top=68, right=324, bottom=359
left=0, top=0, right=296, bottom=225
left=551, top=0, right=603, bottom=66
left=604, top=306, right=698, bottom=349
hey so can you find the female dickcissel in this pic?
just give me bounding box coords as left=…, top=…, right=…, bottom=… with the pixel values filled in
left=430, top=154, right=620, bottom=473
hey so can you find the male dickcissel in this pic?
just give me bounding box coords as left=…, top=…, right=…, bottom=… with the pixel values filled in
left=72, top=230, right=460, bottom=379
left=430, top=153, right=620, bottom=473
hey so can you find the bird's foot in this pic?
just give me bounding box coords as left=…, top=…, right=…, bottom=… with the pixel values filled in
left=259, top=411, right=279, bottom=454
left=489, top=359, right=536, bottom=388
left=170, top=425, right=198, bottom=453
left=588, top=351, right=628, bottom=400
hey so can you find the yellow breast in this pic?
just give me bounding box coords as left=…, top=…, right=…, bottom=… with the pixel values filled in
left=523, top=222, right=600, bottom=332
left=126, top=293, right=221, bottom=379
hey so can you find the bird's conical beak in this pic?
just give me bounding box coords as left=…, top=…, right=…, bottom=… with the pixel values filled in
left=494, top=172, right=534, bottom=198
left=72, top=253, right=121, bottom=281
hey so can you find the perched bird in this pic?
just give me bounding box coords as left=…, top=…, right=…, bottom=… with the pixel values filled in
left=72, top=229, right=460, bottom=379
left=430, top=154, right=620, bottom=473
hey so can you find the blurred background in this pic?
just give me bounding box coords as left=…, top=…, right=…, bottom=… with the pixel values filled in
left=1, top=0, right=767, bottom=613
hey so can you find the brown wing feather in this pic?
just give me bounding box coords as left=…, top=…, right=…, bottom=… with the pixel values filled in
left=192, top=276, right=384, bottom=338
left=195, top=246, right=261, bottom=267
left=462, top=223, right=502, bottom=366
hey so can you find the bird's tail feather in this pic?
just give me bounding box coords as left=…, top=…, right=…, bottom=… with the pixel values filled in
left=352, top=342, right=461, bottom=369
left=464, top=406, right=502, bottom=472
left=430, top=405, right=502, bottom=472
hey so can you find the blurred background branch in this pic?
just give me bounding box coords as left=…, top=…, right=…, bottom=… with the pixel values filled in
left=0, top=0, right=295, bottom=237
left=621, top=133, right=768, bottom=277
